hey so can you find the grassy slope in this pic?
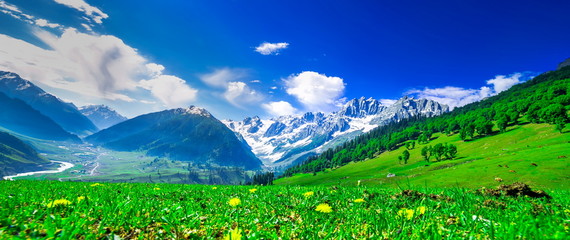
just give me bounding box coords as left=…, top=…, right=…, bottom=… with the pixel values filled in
left=275, top=123, right=570, bottom=190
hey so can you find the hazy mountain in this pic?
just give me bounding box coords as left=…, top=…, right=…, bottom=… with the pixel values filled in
left=0, top=71, right=98, bottom=136
left=224, top=96, right=448, bottom=169
left=80, top=105, right=128, bottom=130
left=86, top=106, right=262, bottom=170
left=0, top=92, right=81, bottom=142
left=0, top=131, right=50, bottom=178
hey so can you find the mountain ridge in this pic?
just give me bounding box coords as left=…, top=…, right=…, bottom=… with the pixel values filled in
left=79, top=105, right=128, bottom=130
left=86, top=106, right=262, bottom=170
left=0, top=71, right=98, bottom=136
left=223, top=96, right=448, bottom=169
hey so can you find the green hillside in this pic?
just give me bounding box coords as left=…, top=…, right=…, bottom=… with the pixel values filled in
left=277, top=66, right=570, bottom=189
left=0, top=131, right=49, bottom=177
left=275, top=122, right=570, bottom=189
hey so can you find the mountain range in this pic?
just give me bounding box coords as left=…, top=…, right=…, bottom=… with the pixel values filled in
left=86, top=106, right=262, bottom=170
left=80, top=105, right=128, bottom=130
left=223, top=96, right=448, bottom=168
left=0, top=71, right=98, bottom=136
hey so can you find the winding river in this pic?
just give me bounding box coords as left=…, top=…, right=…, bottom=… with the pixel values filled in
left=2, top=161, right=75, bottom=181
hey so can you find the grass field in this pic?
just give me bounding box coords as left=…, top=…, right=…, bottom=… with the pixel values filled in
left=275, top=123, right=570, bottom=190
left=0, top=180, right=568, bottom=239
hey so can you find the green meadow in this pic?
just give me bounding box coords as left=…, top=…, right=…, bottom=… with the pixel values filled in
left=275, top=123, right=570, bottom=190
left=0, top=180, right=568, bottom=239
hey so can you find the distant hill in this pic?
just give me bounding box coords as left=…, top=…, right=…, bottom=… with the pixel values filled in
left=80, top=105, right=128, bottom=130
left=0, top=71, right=98, bottom=136
left=279, top=64, right=570, bottom=188
left=0, top=92, right=81, bottom=142
left=0, top=131, right=50, bottom=178
left=86, top=106, right=262, bottom=170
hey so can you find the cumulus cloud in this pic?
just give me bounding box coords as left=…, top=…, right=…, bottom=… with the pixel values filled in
left=486, top=72, right=531, bottom=93
left=224, top=81, right=263, bottom=107
left=284, top=71, right=346, bottom=112
left=35, top=19, right=62, bottom=29
left=139, top=75, right=198, bottom=108
left=0, top=28, right=197, bottom=106
left=407, top=72, right=535, bottom=109
left=255, top=42, right=289, bottom=55
left=53, top=0, right=108, bottom=24
left=262, top=101, right=298, bottom=117
left=199, top=68, right=264, bottom=107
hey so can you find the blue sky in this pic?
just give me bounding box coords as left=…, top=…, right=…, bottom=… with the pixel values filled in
left=1, top=0, right=569, bottom=120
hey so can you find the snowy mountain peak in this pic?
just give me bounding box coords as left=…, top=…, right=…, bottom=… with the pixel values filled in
left=177, top=106, right=212, bottom=118
left=79, top=105, right=127, bottom=130
left=224, top=96, right=448, bottom=169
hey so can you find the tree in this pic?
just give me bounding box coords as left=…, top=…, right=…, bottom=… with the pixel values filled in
left=496, top=114, right=509, bottom=133
left=421, top=146, right=431, bottom=162
left=402, top=150, right=410, bottom=164
left=445, top=144, right=458, bottom=159
left=431, top=143, right=445, bottom=161
left=555, top=117, right=566, bottom=133
left=475, top=117, right=494, bottom=136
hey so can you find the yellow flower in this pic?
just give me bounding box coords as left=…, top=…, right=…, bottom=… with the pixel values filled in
left=90, top=183, right=103, bottom=187
left=397, top=208, right=414, bottom=220
left=249, top=188, right=257, bottom=193
left=315, top=203, right=333, bottom=213
left=228, top=198, right=241, bottom=207
left=153, top=187, right=160, bottom=190
left=224, top=228, right=242, bottom=240
left=76, top=196, right=86, bottom=202
left=47, top=199, right=72, bottom=208
left=353, top=198, right=366, bottom=203
left=416, top=206, right=426, bottom=215
left=303, top=191, right=314, bottom=197
left=212, top=187, right=218, bottom=190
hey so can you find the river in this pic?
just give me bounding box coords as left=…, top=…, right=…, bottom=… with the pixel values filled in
left=2, top=161, right=75, bottom=181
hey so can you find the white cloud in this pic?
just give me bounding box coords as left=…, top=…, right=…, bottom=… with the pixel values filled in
left=407, top=72, right=534, bottom=109
left=35, top=19, right=62, bottom=29
left=53, top=0, right=108, bottom=24
left=262, top=101, right=298, bottom=117
left=486, top=72, right=524, bottom=93
left=224, top=81, right=263, bottom=107
left=139, top=75, right=198, bottom=108
left=380, top=99, right=397, bottom=106
left=408, top=86, right=492, bottom=109
left=255, top=42, right=289, bottom=55
left=0, top=28, right=197, bottom=106
left=250, top=80, right=261, bottom=83
left=285, top=71, right=346, bottom=112
left=199, top=68, right=247, bottom=88
left=0, top=1, right=63, bottom=29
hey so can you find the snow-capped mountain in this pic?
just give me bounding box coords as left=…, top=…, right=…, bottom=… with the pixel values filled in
left=223, top=96, right=448, bottom=169
left=79, top=105, right=128, bottom=130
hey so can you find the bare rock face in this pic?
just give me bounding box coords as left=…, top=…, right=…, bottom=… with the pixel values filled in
left=557, top=58, right=570, bottom=70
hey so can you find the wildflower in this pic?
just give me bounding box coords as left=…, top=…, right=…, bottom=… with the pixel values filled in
left=249, top=188, right=257, bottom=193
left=303, top=191, right=314, bottom=197
left=353, top=198, right=366, bottom=203
left=212, top=187, right=218, bottom=190
left=397, top=208, right=414, bottom=220
left=224, top=228, right=242, bottom=240
left=315, top=203, right=333, bottom=213
left=416, top=206, right=426, bottom=215
left=76, top=196, right=86, bottom=202
left=228, top=198, right=241, bottom=207
left=47, top=199, right=72, bottom=208
left=90, top=183, right=103, bottom=187
left=154, top=187, right=161, bottom=190
left=357, top=180, right=361, bottom=186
